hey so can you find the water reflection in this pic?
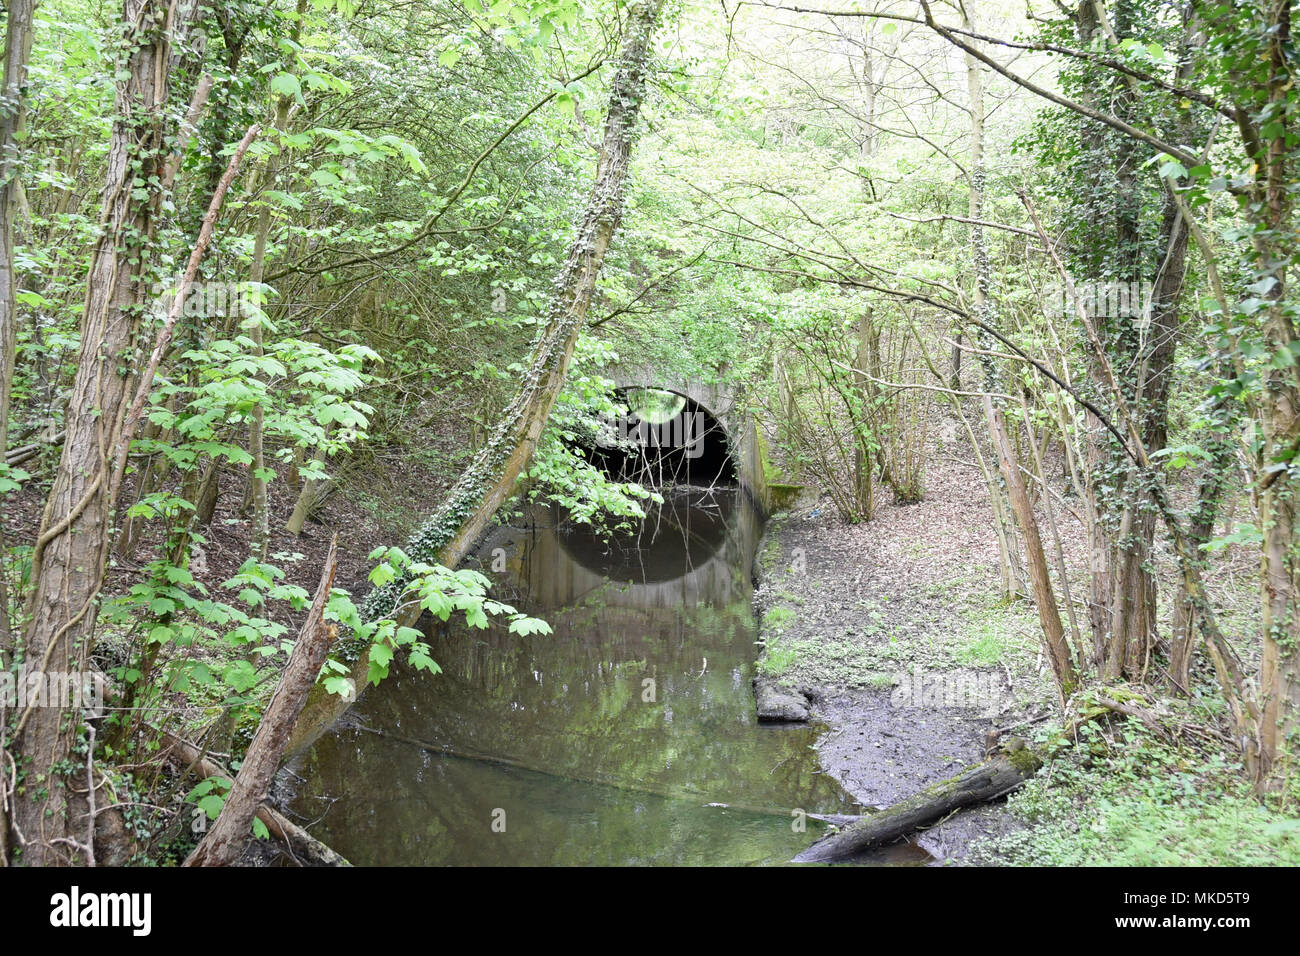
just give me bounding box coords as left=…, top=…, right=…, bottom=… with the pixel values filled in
left=289, top=489, right=911, bottom=865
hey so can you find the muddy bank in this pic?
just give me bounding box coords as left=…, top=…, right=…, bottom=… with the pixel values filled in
left=751, top=458, right=1054, bottom=862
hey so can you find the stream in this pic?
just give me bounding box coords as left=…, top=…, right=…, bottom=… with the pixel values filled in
left=287, top=487, right=928, bottom=865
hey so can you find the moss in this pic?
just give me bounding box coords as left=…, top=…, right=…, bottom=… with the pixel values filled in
left=1004, top=738, right=1043, bottom=776
left=767, top=483, right=803, bottom=510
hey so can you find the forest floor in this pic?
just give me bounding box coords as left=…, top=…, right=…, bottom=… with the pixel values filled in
left=753, top=449, right=1056, bottom=862
left=752, top=407, right=1300, bottom=866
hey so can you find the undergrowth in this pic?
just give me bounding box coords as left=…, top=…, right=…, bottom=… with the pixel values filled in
left=968, top=718, right=1300, bottom=866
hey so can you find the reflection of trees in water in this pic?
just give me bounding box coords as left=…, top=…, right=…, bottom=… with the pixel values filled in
left=348, top=599, right=849, bottom=812
left=296, top=727, right=838, bottom=866
left=289, top=489, right=860, bottom=865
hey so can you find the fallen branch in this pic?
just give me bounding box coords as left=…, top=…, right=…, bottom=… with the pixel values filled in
left=158, top=731, right=348, bottom=867
left=793, top=740, right=1041, bottom=863
left=5, top=429, right=65, bottom=467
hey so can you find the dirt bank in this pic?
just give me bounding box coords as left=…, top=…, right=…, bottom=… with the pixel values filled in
left=753, top=455, right=1060, bottom=863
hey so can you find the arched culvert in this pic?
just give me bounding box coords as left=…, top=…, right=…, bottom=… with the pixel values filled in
left=585, top=386, right=737, bottom=488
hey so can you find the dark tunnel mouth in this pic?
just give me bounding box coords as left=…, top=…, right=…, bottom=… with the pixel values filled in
left=582, top=386, right=739, bottom=489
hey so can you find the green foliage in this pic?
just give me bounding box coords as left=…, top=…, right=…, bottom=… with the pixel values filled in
left=525, top=336, right=663, bottom=527
left=756, top=636, right=797, bottom=677
left=329, top=546, right=552, bottom=686
left=971, top=722, right=1300, bottom=866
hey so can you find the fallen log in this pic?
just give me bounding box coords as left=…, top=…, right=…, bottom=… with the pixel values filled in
left=159, top=731, right=349, bottom=867
left=5, top=429, right=65, bottom=466
left=793, top=739, right=1041, bottom=863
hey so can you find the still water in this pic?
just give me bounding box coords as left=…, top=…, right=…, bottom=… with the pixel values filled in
left=288, top=489, right=919, bottom=865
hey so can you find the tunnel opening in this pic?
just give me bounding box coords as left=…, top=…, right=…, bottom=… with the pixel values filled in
left=585, top=386, right=738, bottom=488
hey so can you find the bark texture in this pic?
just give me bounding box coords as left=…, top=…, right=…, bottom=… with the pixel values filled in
left=185, top=539, right=339, bottom=866
left=10, top=0, right=200, bottom=865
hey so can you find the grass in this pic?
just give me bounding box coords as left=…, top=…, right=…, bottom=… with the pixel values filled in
left=761, top=605, right=796, bottom=633
left=957, top=621, right=1009, bottom=667
left=756, top=637, right=798, bottom=676
left=968, top=718, right=1300, bottom=866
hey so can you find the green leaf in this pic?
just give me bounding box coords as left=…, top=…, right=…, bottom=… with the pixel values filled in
left=198, top=794, right=225, bottom=820
left=270, top=72, right=303, bottom=101
left=1158, top=160, right=1187, bottom=180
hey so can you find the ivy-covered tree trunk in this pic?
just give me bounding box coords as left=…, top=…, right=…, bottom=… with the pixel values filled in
left=1075, top=0, right=1193, bottom=683
left=0, top=0, right=34, bottom=634
left=287, top=0, right=665, bottom=756
left=0, top=0, right=34, bottom=867
left=1169, top=399, right=1236, bottom=692
left=962, top=9, right=1023, bottom=605
left=1251, top=0, right=1298, bottom=787
left=9, top=0, right=199, bottom=866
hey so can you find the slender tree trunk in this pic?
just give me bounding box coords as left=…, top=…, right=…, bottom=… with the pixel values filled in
left=851, top=310, right=875, bottom=520
left=1252, top=0, right=1297, bottom=787
left=0, top=0, right=34, bottom=654
left=988, top=397, right=1077, bottom=706
left=285, top=440, right=328, bottom=536
left=185, top=539, right=338, bottom=867
left=962, top=9, right=1022, bottom=604
left=1169, top=402, right=1236, bottom=691
left=246, top=9, right=303, bottom=561
left=0, top=0, right=33, bottom=868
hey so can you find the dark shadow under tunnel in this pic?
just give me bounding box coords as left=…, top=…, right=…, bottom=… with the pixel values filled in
left=584, top=386, right=737, bottom=488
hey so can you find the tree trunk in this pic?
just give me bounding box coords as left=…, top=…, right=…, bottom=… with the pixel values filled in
left=851, top=310, right=875, bottom=520
left=1253, top=0, right=1297, bottom=787
left=1168, top=400, right=1236, bottom=692
left=988, top=397, right=1076, bottom=705
left=962, top=9, right=1022, bottom=604
left=1076, top=0, right=1193, bottom=684
left=245, top=0, right=308, bottom=562
left=285, top=0, right=665, bottom=758
left=185, top=539, right=338, bottom=866
left=794, top=742, right=1040, bottom=863
left=159, top=732, right=348, bottom=867
left=9, top=0, right=200, bottom=865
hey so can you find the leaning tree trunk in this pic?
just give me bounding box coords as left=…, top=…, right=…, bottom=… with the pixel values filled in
left=286, top=0, right=665, bottom=757
left=9, top=0, right=200, bottom=866
left=987, top=397, right=1077, bottom=705
left=185, top=539, right=339, bottom=867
